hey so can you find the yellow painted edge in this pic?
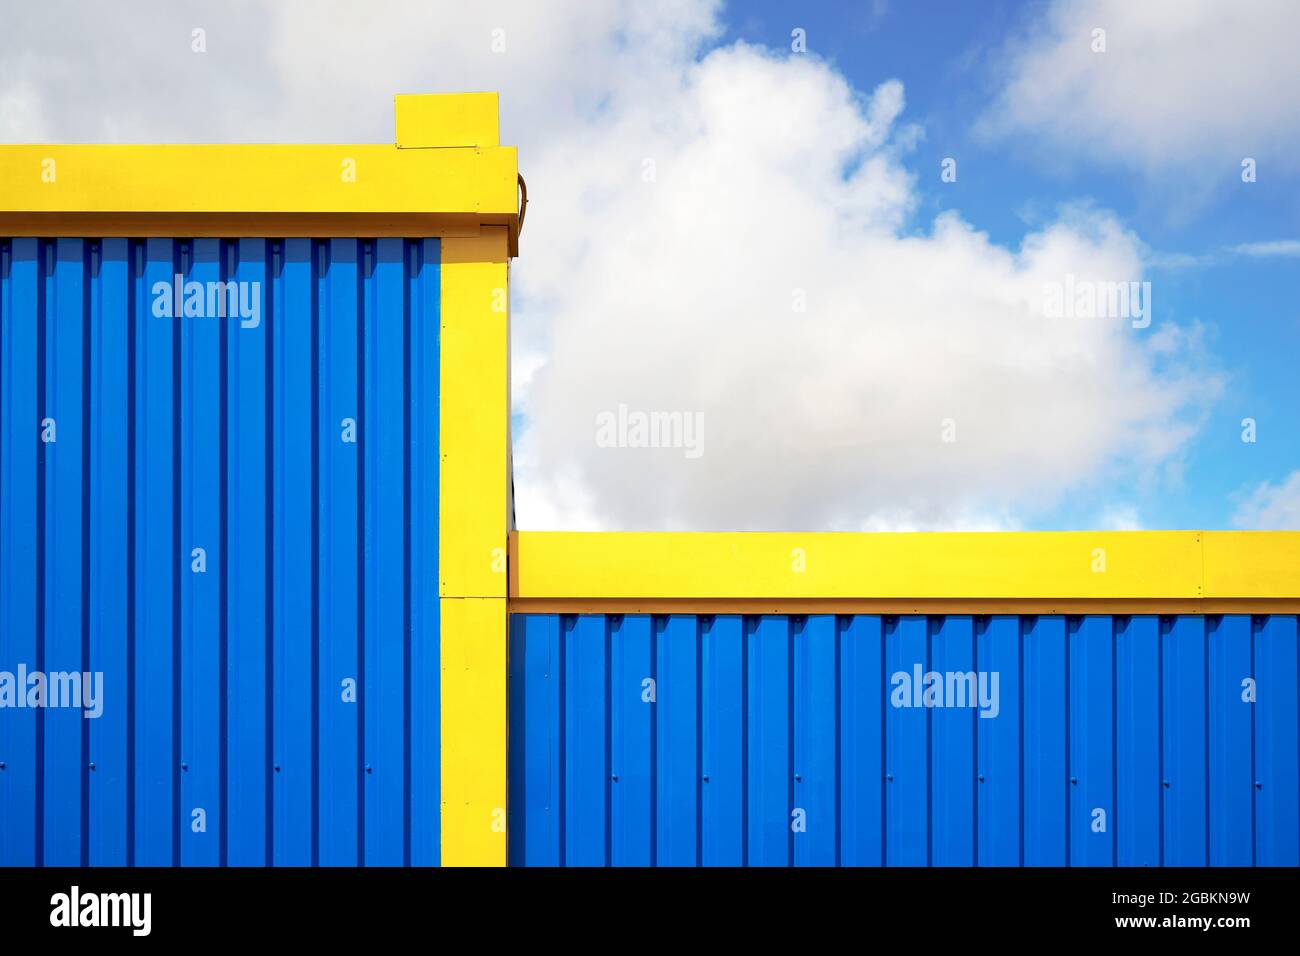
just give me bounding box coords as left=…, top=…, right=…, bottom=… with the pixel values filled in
left=1203, top=531, right=1300, bottom=598
left=510, top=597, right=1300, bottom=616
left=511, top=531, right=1300, bottom=601
left=438, top=231, right=511, bottom=866
left=0, top=212, right=507, bottom=238
left=440, top=230, right=511, bottom=598
left=396, top=92, right=500, bottom=148
left=0, top=144, right=517, bottom=216
left=440, top=597, right=507, bottom=866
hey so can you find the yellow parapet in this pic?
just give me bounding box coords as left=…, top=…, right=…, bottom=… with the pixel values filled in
left=509, top=530, right=1300, bottom=614
left=1202, top=531, right=1300, bottom=599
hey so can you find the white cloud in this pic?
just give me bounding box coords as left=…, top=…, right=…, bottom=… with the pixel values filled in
left=983, top=0, right=1300, bottom=181
left=0, top=80, right=50, bottom=141
left=1233, top=472, right=1300, bottom=530
left=515, top=42, right=1219, bottom=530
left=0, top=1, right=1221, bottom=531
left=0, top=1, right=721, bottom=144
left=1231, top=240, right=1300, bottom=258
left=1096, top=505, right=1142, bottom=531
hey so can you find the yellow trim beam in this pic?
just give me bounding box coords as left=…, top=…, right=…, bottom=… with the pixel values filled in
left=0, top=144, right=516, bottom=212
left=439, top=229, right=511, bottom=866
left=0, top=212, right=512, bottom=239
left=511, top=531, right=1300, bottom=606
left=511, top=598, right=1300, bottom=616
left=439, top=598, right=508, bottom=866
left=1203, top=531, right=1300, bottom=599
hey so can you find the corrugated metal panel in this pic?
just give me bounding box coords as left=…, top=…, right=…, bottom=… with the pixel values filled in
left=508, top=612, right=1300, bottom=866
left=0, top=237, right=441, bottom=866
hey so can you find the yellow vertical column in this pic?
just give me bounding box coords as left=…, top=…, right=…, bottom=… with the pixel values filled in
left=440, top=228, right=511, bottom=865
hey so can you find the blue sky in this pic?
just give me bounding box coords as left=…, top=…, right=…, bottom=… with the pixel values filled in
left=703, top=0, right=1300, bottom=530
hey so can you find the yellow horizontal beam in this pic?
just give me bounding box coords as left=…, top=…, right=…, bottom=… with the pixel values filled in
left=1203, top=531, right=1300, bottom=599
left=0, top=211, right=510, bottom=239
left=0, top=144, right=516, bottom=214
left=511, top=598, right=1300, bottom=616
left=511, top=531, right=1300, bottom=602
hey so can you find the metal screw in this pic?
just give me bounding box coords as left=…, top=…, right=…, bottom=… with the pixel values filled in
left=1, top=761, right=7, bottom=770
left=794, top=773, right=802, bottom=782
left=886, top=774, right=893, bottom=782
left=1163, top=780, right=1170, bottom=789
left=611, top=773, right=618, bottom=782
left=702, top=774, right=710, bottom=783
left=274, top=765, right=281, bottom=773
left=1070, top=777, right=1077, bottom=785
left=978, top=774, right=985, bottom=783
left=181, top=763, right=188, bottom=772
left=1255, top=781, right=1262, bottom=790
left=365, top=764, right=373, bottom=774
left=89, top=762, right=96, bottom=771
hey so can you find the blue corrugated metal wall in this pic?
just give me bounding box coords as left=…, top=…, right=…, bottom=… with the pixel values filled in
left=508, top=613, right=1300, bottom=866
left=0, top=237, right=441, bottom=866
